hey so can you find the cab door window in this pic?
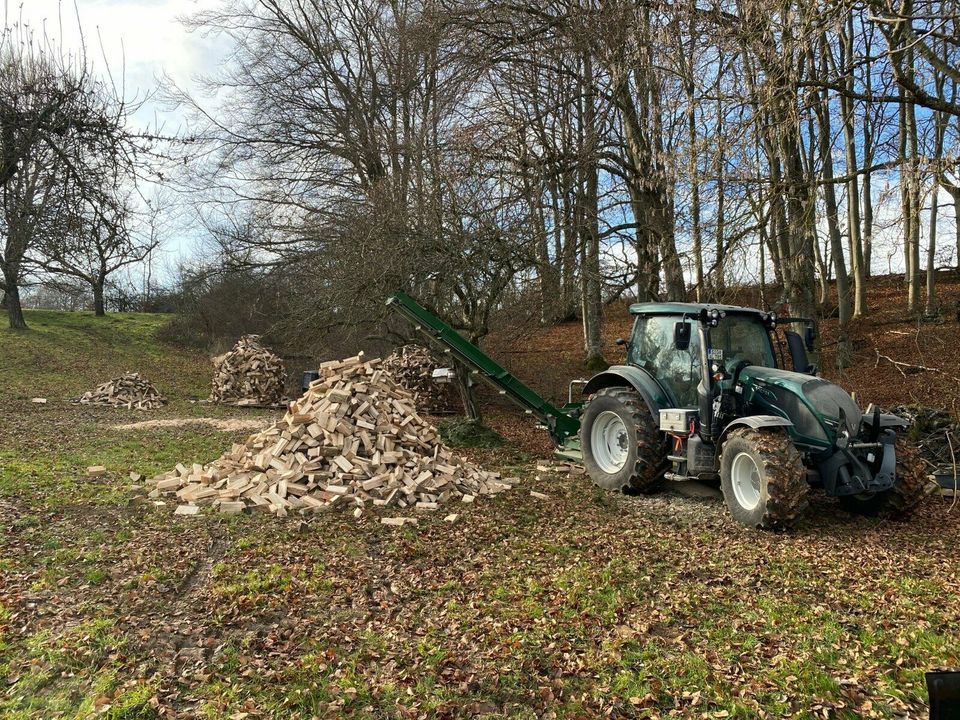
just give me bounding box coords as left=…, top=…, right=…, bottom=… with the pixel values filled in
left=629, top=315, right=701, bottom=407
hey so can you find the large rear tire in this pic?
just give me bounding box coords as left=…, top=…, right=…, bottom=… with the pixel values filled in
left=839, top=439, right=928, bottom=517
left=719, top=428, right=808, bottom=529
left=580, top=387, right=668, bottom=493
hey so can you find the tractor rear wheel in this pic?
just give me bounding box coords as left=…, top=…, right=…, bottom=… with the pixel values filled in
left=719, top=428, right=808, bottom=529
left=839, top=439, right=928, bottom=517
left=580, top=387, right=668, bottom=493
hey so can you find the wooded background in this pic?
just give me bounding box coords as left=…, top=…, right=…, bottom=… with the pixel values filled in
left=4, top=0, right=960, bottom=368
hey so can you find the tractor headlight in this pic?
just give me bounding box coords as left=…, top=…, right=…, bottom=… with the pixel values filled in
left=707, top=308, right=725, bottom=326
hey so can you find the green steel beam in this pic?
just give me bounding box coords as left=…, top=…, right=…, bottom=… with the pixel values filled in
left=386, top=291, right=581, bottom=445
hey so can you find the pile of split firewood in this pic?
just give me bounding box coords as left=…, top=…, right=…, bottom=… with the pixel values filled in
left=382, top=344, right=460, bottom=414
left=74, top=373, right=167, bottom=410
left=210, top=335, right=286, bottom=407
left=148, top=353, right=513, bottom=520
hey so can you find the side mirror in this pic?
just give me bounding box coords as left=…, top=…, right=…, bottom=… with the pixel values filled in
left=786, top=330, right=814, bottom=374
left=804, top=325, right=816, bottom=352
left=674, top=321, right=691, bottom=350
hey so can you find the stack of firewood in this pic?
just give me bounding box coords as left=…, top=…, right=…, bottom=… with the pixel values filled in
left=148, top=353, right=513, bottom=518
left=210, top=335, right=286, bottom=407
left=74, top=373, right=167, bottom=410
left=382, top=344, right=460, bottom=414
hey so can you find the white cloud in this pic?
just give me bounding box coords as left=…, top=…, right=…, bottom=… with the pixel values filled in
left=6, top=0, right=230, bottom=271
left=7, top=0, right=223, bottom=131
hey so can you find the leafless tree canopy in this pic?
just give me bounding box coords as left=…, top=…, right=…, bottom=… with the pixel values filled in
left=0, top=21, right=155, bottom=328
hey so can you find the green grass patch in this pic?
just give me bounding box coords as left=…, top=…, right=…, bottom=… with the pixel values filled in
left=0, top=310, right=209, bottom=400
left=436, top=418, right=504, bottom=448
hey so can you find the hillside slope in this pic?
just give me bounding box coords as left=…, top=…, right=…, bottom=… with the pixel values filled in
left=0, top=308, right=957, bottom=718
left=0, top=311, right=211, bottom=401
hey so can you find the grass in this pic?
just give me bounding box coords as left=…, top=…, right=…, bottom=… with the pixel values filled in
left=436, top=417, right=505, bottom=448
left=0, top=310, right=210, bottom=400
left=0, top=310, right=958, bottom=718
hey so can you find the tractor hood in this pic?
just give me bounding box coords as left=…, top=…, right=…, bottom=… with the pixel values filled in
left=738, top=366, right=862, bottom=443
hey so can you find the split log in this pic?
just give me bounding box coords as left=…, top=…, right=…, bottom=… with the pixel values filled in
left=73, top=373, right=166, bottom=410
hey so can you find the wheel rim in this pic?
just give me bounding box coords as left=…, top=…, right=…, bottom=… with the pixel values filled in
left=591, top=411, right=630, bottom=474
left=730, top=452, right=763, bottom=511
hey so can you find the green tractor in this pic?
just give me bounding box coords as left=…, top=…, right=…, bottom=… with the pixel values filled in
left=386, top=292, right=926, bottom=530
left=579, top=302, right=927, bottom=528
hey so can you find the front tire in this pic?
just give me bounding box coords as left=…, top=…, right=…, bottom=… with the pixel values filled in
left=580, top=387, right=668, bottom=493
left=720, top=428, right=808, bottom=529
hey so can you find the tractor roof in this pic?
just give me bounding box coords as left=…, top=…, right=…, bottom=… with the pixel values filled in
left=628, top=301, right=767, bottom=317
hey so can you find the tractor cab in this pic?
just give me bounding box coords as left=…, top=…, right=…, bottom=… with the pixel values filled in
left=625, top=303, right=781, bottom=409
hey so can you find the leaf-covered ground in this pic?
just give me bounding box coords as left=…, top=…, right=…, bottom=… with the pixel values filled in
left=1, top=311, right=958, bottom=719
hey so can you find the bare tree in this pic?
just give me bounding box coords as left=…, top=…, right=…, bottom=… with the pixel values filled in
left=38, top=187, right=161, bottom=316
left=0, top=21, right=146, bottom=328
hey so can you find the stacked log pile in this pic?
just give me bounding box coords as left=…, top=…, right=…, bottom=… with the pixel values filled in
left=382, top=344, right=460, bottom=414
left=210, top=335, right=286, bottom=407
left=74, top=373, right=166, bottom=410
left=148, top=353, right=513, bottom=517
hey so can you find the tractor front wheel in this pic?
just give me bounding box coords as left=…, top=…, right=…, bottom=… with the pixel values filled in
left=719, top=428, right=808, bottom=529
left=580, top=387, right=668, bottom=493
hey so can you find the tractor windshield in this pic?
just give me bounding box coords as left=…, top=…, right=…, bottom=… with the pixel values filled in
left=710, top=314, right=776, bottom=370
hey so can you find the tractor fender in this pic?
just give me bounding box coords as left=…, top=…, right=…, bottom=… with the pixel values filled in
left=718, top=415, right=793, bottom=447
left=581, top=365, right=672, bottom=415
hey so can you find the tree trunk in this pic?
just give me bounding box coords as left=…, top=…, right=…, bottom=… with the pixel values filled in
left=93, top=281, right=106, bottom=317
left=902, top=106, right=921, bottom=313
left=952, top=187, right=960, bottom=269
left=926, top=180, right=939, bottom=317
left=841, top=15, right=867, bottom=318
left=579, top=54, right=605, bottom=370
left=926, top=96, right=945, bottom=317
left=686, top=80, right=703, bottom=300
left=560, top=180, right=578, bottom=320
left=862, top=162, right=874, bottom=278
left=815, top=49, right=852, bottom=366
left=861, top=23, right=875, bottom=278
left=3, top=279, right=27, bottom=329
left=783, top=136, right=818, bottom=321
left=453, top=360, right=482, bottom=422
left=900, top=29, right=921, bottom=314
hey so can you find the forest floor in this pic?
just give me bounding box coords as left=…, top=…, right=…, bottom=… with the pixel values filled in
left=0, top=300, right=958, bottom=719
